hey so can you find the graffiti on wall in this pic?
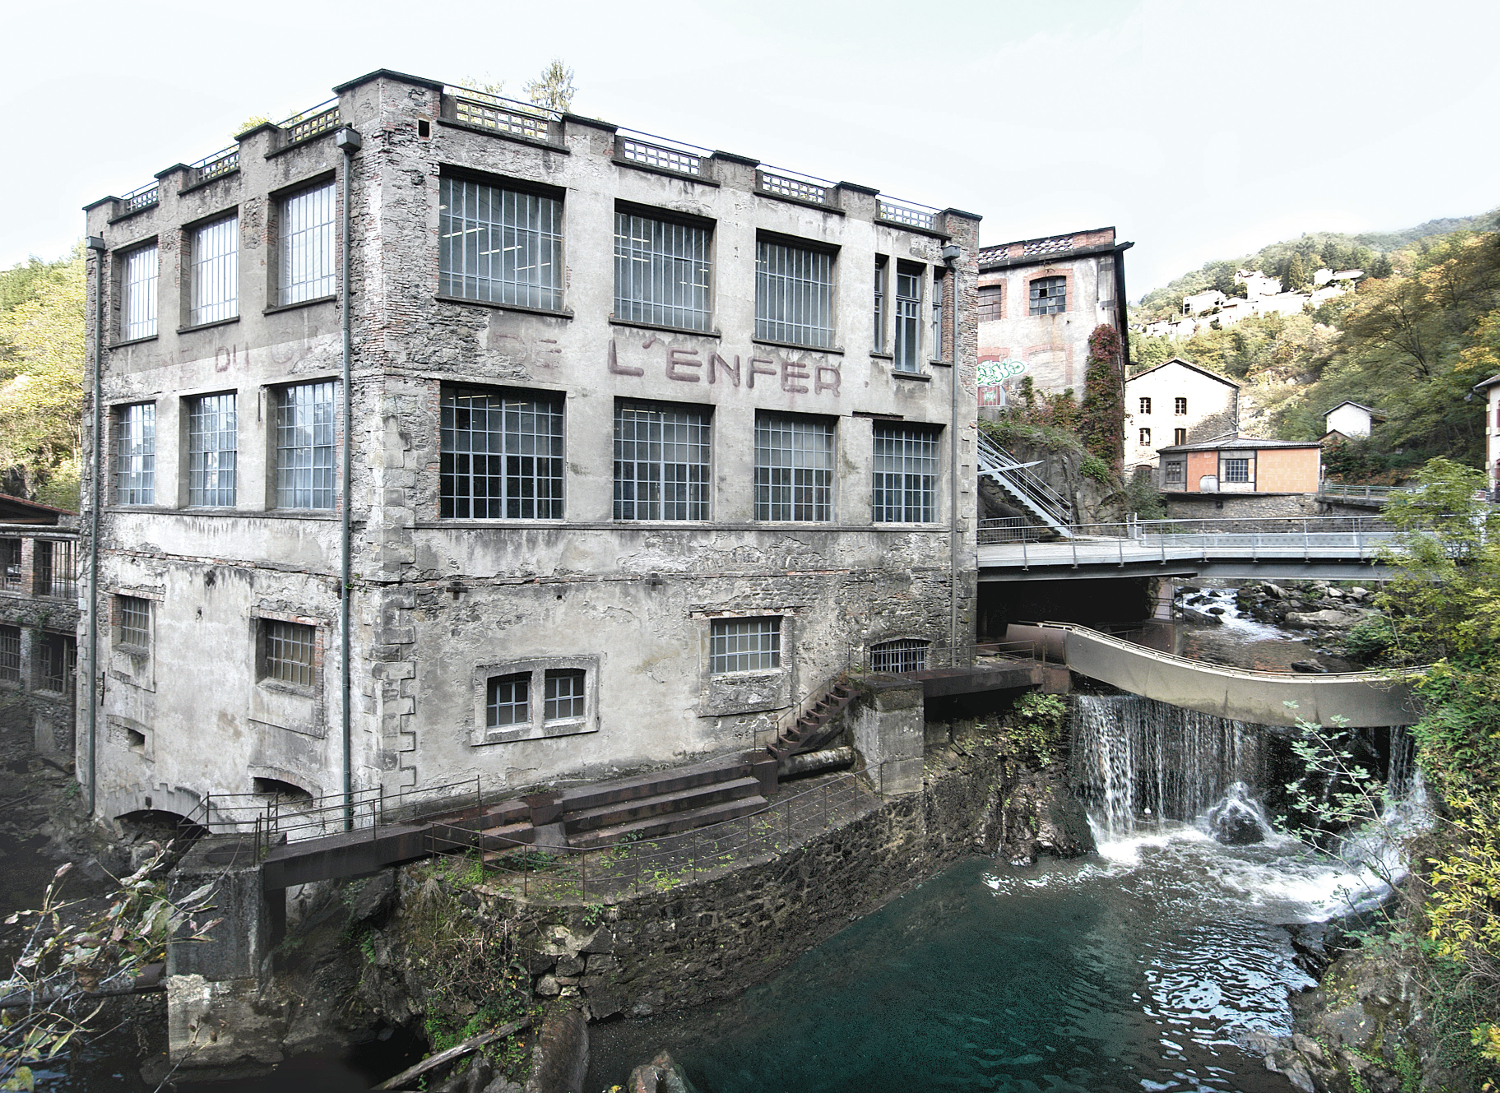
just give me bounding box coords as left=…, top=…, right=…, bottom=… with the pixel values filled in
left=976, top=356, right=1027, bottom=407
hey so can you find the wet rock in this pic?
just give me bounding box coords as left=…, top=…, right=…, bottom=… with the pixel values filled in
left=349, top=869, right=398, bottom=926
left=1206, top=798, right=1265, bottom=845
left=1284, top=608, right=1366, bottom=630
left=432, top=1057, right=493, bottom=1093
left=1289, top=661, right=1327, bottom=674
left=627, top=1050, right=698, bottom=1093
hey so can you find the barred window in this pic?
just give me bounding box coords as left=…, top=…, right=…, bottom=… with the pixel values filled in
left=279, top=183, right=336, bottom=304
left=441, top=387, right=563, bottom=519
left=121, top=245, right=158, bottom=340
left=872, top=423, right=938, bottom=523
left=544, top=669, right=586, bottom=722
left=115, top=403, right=156, bottom=505
left=1029, top=275, right=1066, bottom=316
left=1222, top=457, right=1251, bottom=484
left=871, top=638, right=928, bottom=674
left=0, top=625, right=19, bottom=683
left=486, top=672, right=530, bottom=728
left=1175, top=397, right=1188, bottom=415
left=0, top=539, right=20, bottom=591
left=189, top=216, right=238, bottom=326
left=439, top=178, right=562, bottom=310
left=614, top=402, right=711, bottom=521
left=37, top=633, right=74, bottom=694
left=118, top=596, right=150, bottom=648
left=35, top=541, right=75, bottom=600
left=614, top=212, right=710, bottom=331
left=873, top=258, right=887, bottom=351
left=189, top=393, right=237, bottom=507
left=1139, top=397, right=1152, bottom=415
left=755, top=240, right=832, bottom=348
left=710, top=617, right=781, bottom=674
left=894, top=265, right=921, bottom=372
left=977, top=284, right=1003, bottom=322
left=755, top=413, right=833, bottom=521
left=276, top=382, right=338, bottom=509
left=262, top=620, right=315, bottom=687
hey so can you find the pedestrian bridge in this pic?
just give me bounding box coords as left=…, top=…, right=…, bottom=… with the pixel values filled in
left=978, top=516, right=1397, bottom=582
left=1006, top=622, right=1420, bottom=727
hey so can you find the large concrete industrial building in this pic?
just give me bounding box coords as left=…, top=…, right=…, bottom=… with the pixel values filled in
left=79, top=69, right=981, bottom=826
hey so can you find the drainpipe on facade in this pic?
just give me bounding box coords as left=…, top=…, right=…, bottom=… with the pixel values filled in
left=943, top=242, right=962, bottom=661
left=84, top=235, right=106, bottom=818
left=335, top=126, right=361, bottom=832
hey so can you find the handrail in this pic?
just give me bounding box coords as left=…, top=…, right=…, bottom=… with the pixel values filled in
left=976, top=433, right=1074, bottom=529
left=759, top=669, right=851, bottom=755
left=1319, top=482, right=1408, bottom=500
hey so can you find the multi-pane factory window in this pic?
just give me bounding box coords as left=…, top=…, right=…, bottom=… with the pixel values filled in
left=893, top=265, right=921, bottom=372
left=754, top=413, right=833, bottom=521
left=0, top=539, right=20, bottom=591
left=1222, top=457, right=1251, bottom=484
left=439, top=178, right=562, bottom=310
left=613, top=402, right=711, bottom=521
left=276, top=382, right=337, bottom=509
left=977, top=284, right=1003, bottom=322
left=710, top=617, right=780, bottom=674
left=120, top=244, right=158, bottom=341
left=263, top=620, right=315, bottom=687
left=755, top=240, right=832, bottom=348
left=1028, top=275, right=1066, bottom=316
left=37, top=633, right=74, bottom=694
left=118, top=596, right=150, bottom=648
left=1163, top=460, right=1185, bottom=486
left=613, top=212, right=710, bottom=330
left=873, top=258, right=887, bottom=351
left=189, top=216, right=238, bottom=326
left=872, top=423, right=938, bottom=523
left=115, top=403, right=156, bottom=505
left=440, top=387, right=563, bottom=519
left=871, top=638, right=928, bottom=674
left=544, top=669, right=586, bottom=723
left=0, top=625, right=19, bottom=683
left=279, top=182, right=336, bottom=304
left=486, top=672, right=529, bottom=728
left=189, top=393, right=237, bottom=507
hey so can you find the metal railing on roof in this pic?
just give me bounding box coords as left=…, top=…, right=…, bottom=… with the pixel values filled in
left=120, top=182, right=159, bottom=214
left=190, top=146, right=239, bottom=183
left=876, top=197, right=939, bottom=230
left=280, top=98, right=340, bottom=144
left=446, top=85, right=560, bottom=143
left=757, top=166, right=833, bottom=205
left=615, top=128, right=710, bottom=177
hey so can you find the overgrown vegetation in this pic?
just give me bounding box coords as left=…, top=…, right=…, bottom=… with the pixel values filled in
left=1079, top=325, right=1125, bottom=477
left=1007, top=692, right=1066, bottom=764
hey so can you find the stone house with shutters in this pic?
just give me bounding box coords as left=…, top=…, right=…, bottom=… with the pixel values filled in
left=78, top=68, right=981, bottom=828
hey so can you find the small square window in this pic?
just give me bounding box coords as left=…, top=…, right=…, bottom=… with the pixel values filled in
left=1139, top=397, right=1152, bottom=415
left=487, top=672, right=530, bottom=728
left=710, top=617, right=781, bottom=674
left=262, top=620, right=315, bottom=687
left=1163, top=461, right=1185, bottom=485
left=118, top=596, right=150, bottom=648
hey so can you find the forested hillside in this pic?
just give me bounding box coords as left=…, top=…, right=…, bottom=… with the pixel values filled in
left=1132, top=222, right=1500, bottom=482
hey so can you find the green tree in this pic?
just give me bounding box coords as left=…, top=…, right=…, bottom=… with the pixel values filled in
left=1280, top=252, right=1309, bottom=292
left=524, top=59, right=575, bottom=112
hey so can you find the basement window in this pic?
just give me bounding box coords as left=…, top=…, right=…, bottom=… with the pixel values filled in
left=871, top=638, right=928, bottom=674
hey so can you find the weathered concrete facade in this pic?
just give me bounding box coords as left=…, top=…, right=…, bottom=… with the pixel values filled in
left=80, top=70, right=981, bottom=824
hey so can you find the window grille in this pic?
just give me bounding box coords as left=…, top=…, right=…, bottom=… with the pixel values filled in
left=613, top=212, right=711, bottom=331
left=283, top=102, right=339, bottom=144
left=931, top=271, right=945, bottom=361
left=873, top=259, right=887, bottom=351
left=1175, top=397, right=1188, bottom=415
left=276, top=382, right=337, bottom=509
left=876, top=200, right=937, bottom=231
left=121, top=245, right=158, bottom=340
left=0, top=540, right=20, bottom=591
left=1029, top=275, right=1066, bottom=316
left=454, top=97, right=553, bottom=142
left=263, top=620, right=315, bottom=687
left=619, top=139, right=701, bottom=176
left=189, top=216, right=238, bottom=326
left=115, top=403, right=156, bottom=505
left=871, top=638, right=928, bottom=674
left=189, top=393, right=237, bottom=507
left=1139, top=397, right=1152, bottom=415
left=37, top=633, right=73, bottom=693
left=710, top=617, right=780, bottom=674
left=1174, top=428, right=1187, bottom=445
left=613, top=402, right=711, bottom=521
left=755, top=241, right=832, bottom=348
left=487, top=672, right=530, bottom=728
left=279, top=183, right=336, bottom=304
left=118, top=596, right=150, bottom=647
left=122, top=183, right=159, bottom=214
left=35, top=541, right=76, bottom=599
left=1140, top=428, right=1151, bottom=446
left=440, top=387, right=563, bottom=519
left=755, top=413, right=833, bottom=521
left=544, top=669, right=586, bottom=722
left=0, top=626, right=19, bottom=683
left=977, top=284, right=1003, bottom=322
left=894, top=266, right=921, bottom=372
left=872, top=424, right=938, bottom=522
left=758, top=171, right=827, bottom=204
left=1222, top=458, right=1251, bottom=484
left=439, top=178, right=562, bottom=310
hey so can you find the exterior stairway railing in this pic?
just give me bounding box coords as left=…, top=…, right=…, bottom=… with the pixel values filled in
left=976, top=432, right=1075, bottom=537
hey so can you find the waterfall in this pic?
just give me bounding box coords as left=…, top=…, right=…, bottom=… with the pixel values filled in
left=1069, top=695, right=1275, bottom=838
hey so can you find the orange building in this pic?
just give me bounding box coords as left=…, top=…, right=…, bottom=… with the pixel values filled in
left=1158, top=437, right=1322, bottom=494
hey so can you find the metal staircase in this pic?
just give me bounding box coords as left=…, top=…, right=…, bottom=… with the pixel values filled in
left=976, top=432, right=1075, bottom=538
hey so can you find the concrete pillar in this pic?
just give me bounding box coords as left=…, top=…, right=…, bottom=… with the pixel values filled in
left=851, top=676, right=925, bottom=797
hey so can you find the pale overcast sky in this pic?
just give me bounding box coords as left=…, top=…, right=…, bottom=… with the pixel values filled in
left=4, top=0, right=1496, bottom=296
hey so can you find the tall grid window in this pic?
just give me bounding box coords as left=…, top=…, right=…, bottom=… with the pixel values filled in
left=189, top=216, right=238, bottom=326
left=0, top=539, right=21, bottom=591
left=1175, top=397, right=1188, bottom=415
left=118, top=596, right=150, bottom=648
left=486, top=673, right=529, bottom=728
left=710, top=617, right=781, bottom=674
left=37, top=633, right=73, bottom=693
left=544, top=669, right=586, bottom=722
left=1139, top=428, right=1152, bottom=446
left=977, top=284, right=1003, bottom=322
left=34, top=541, right=75, bottom=599
left=931, top=271, right=945, bottom=361
left=115, top=403, right=156, bottom=505
left=262, top=620, right=315, bottom=687
left=755, top=413, right=833, bottom=521
left=873, top=258, right=887, bottom=351
left=440, top=387, right=564, bottom=519
left=439, top=178, right=562, bottom=310
left=755, top=240, right=832, bottom=348
left=1139, top=397, right=1152, bottom=414
left=0, top=625, right=19, bottom=683
left=871, top=638, right=929, bottom=673
left=276, top=382, right=338, bottom=509
left=613, top=212, right=710, bottom=330
left=1029, top=275, right=1066, bottom=315
left=893, top=266, right=921, bottom=372
left=614, top=402, right=711, bottom=521
left=279, top=183, right=336, bottom=304
left=189, top=393, right=237, bottom=507
left=1222, top=457, right=1251, bottom=484
left=120, top=245, right=158, bottom=341
left=872, top=423, right=938, bottom=523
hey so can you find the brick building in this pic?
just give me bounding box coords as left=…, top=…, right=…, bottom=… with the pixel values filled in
left=79, top=69, right=981, bottom=826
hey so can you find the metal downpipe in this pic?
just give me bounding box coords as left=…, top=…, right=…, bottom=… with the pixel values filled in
left=337, top=126, right=361, bottom=831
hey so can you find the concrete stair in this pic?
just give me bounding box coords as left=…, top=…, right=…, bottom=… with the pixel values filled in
left=767, top=680, right=856, bottom=762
